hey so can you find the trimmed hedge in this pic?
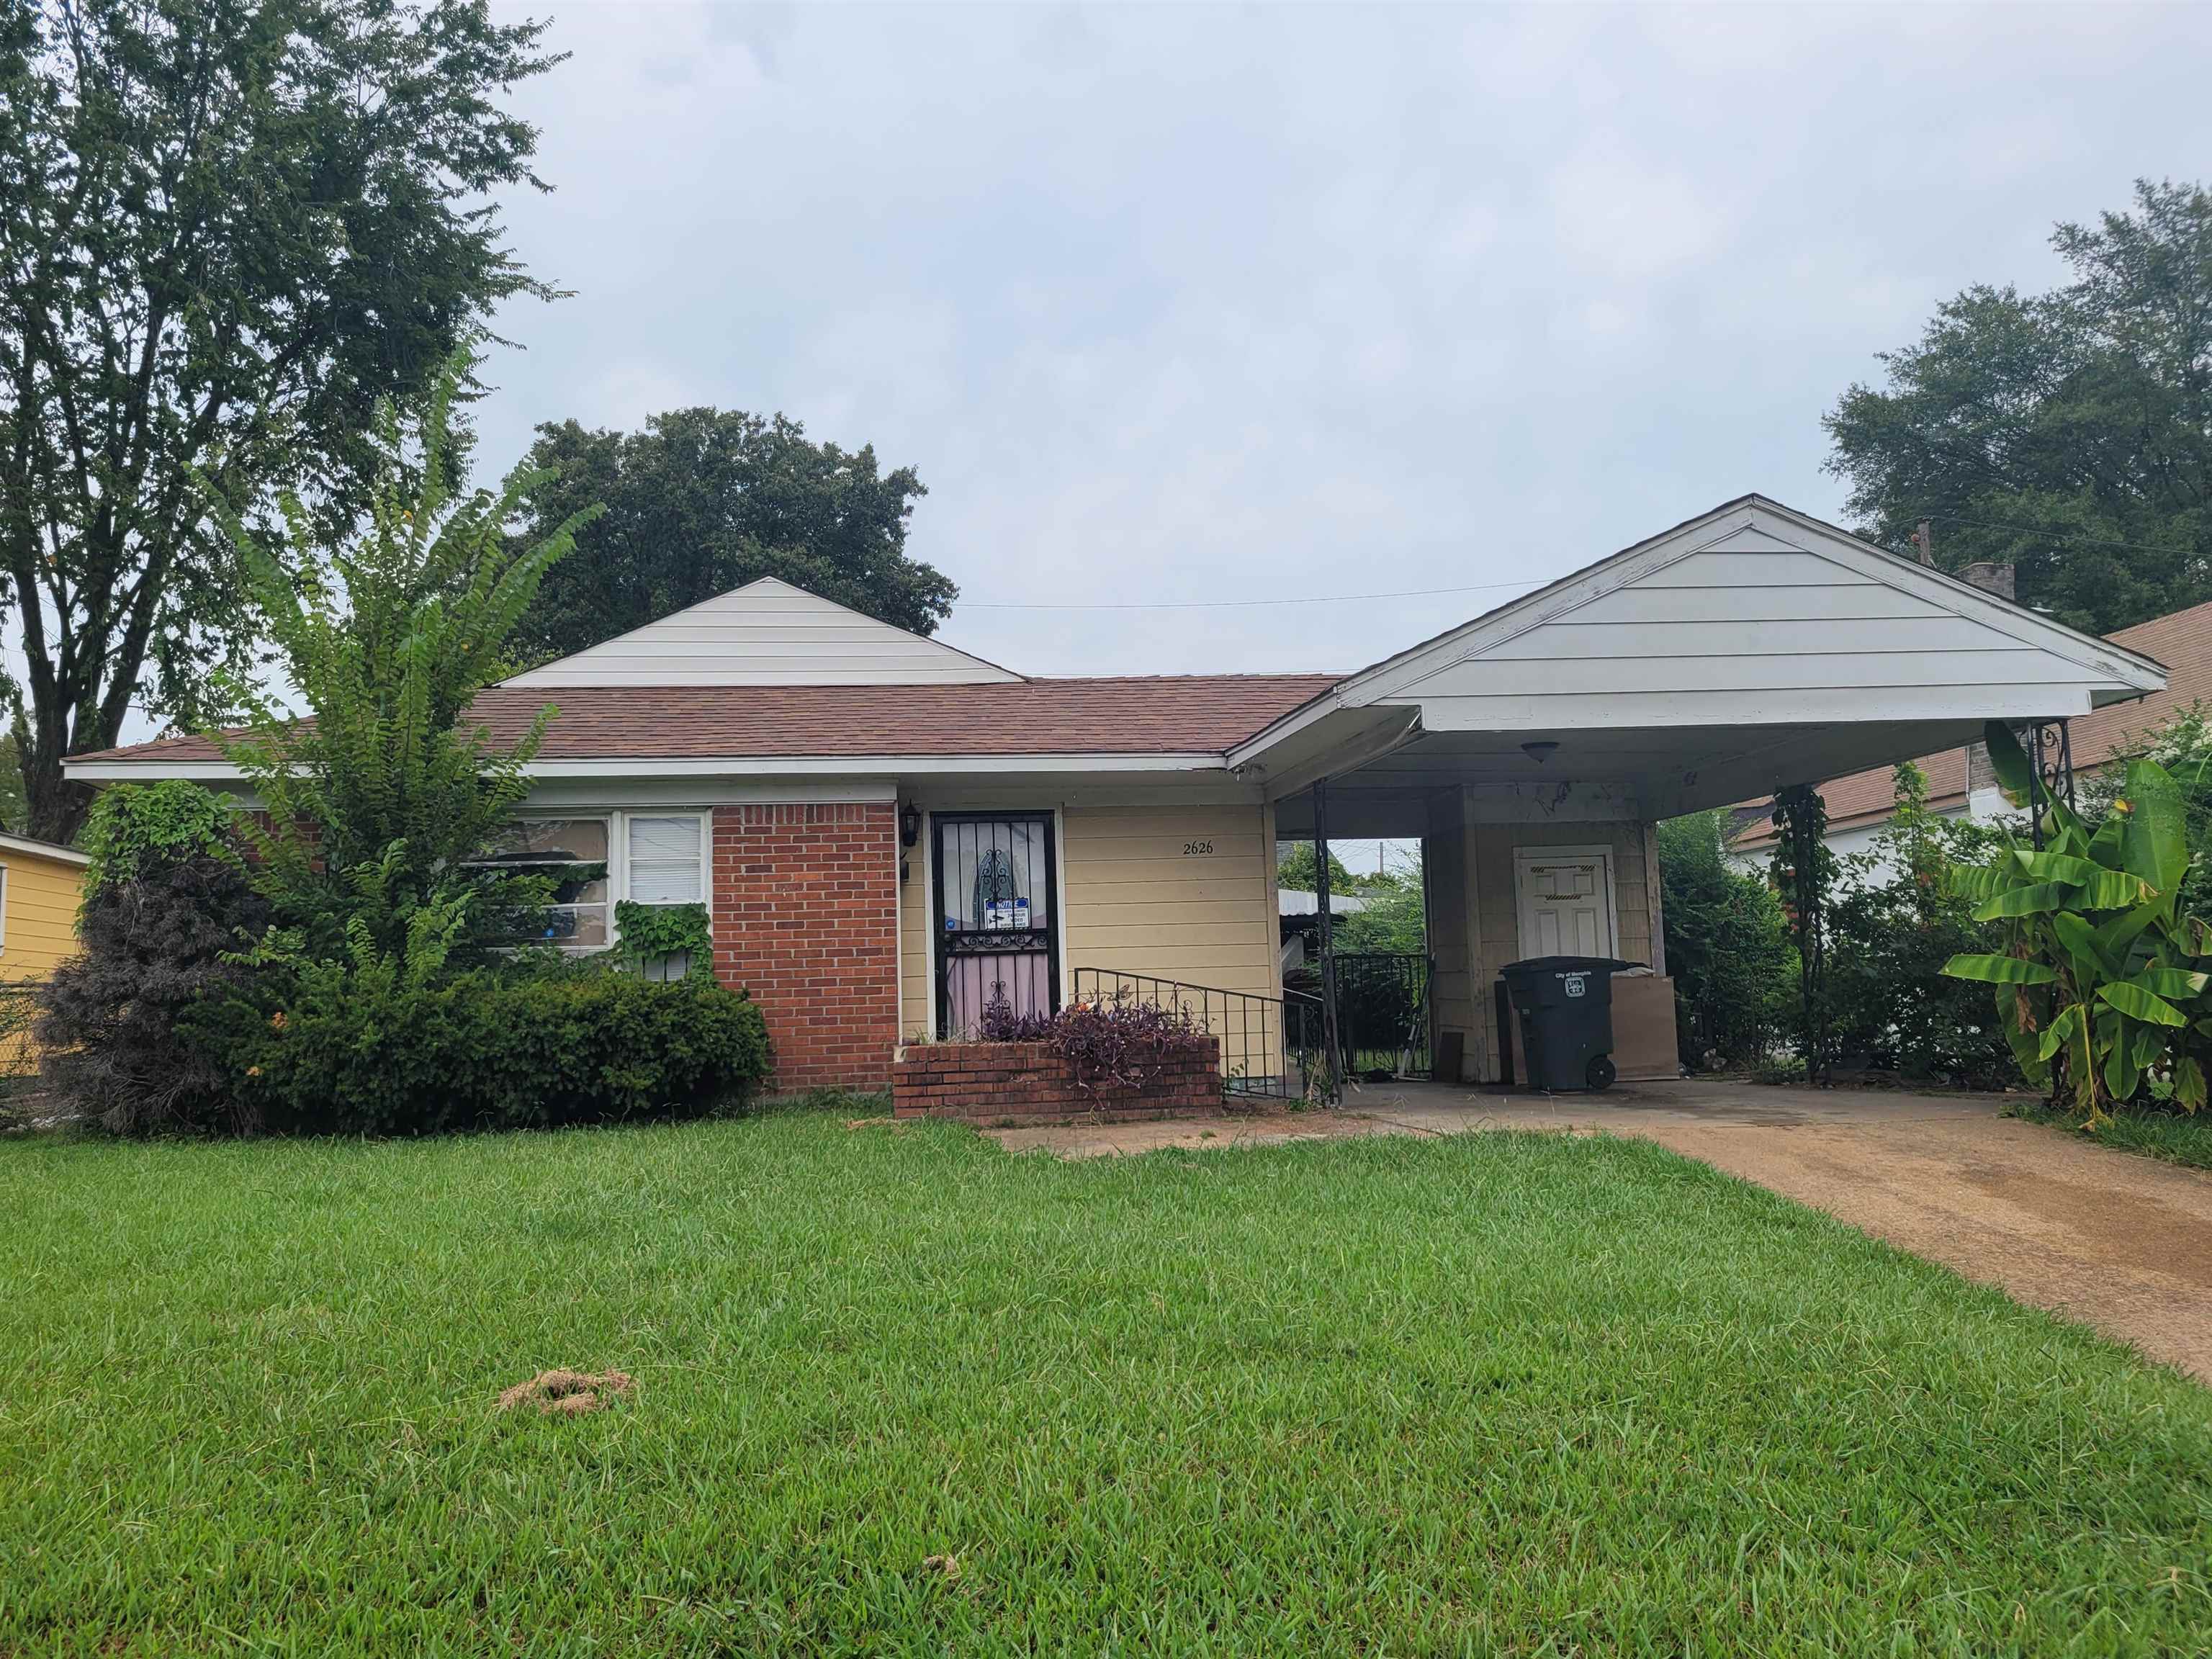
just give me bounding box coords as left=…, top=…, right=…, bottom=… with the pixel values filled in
left=188, top=965, right=771, bottom=1136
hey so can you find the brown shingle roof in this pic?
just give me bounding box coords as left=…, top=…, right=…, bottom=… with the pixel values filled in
left=1733, top=596, right=2212, bottom=848
left=73, top=675, right=1346, bottom=766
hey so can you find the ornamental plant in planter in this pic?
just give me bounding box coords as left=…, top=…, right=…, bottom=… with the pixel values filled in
left=1050, top=994, right=1210, bottom=1097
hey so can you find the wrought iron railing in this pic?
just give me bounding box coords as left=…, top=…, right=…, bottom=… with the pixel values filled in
left=1070, top=968, right=1326, bottom=1100
left=1332, top=953, right=1432, bottom=1081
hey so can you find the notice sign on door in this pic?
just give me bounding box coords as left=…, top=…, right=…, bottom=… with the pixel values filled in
left=984, top=897, right=1030, bottom=930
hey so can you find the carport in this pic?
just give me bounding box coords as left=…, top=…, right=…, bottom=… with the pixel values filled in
left=1232, top=495, right=2167, bottom=1087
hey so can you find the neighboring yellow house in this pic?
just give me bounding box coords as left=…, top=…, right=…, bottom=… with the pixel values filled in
left=0, top=830, right=88, bottom=1071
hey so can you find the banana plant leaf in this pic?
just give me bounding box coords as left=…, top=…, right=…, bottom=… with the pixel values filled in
left=2094, top=899, right=2166, bottom=961
left=2096, top=981, right=2189, bottom=1026
left=1981, top=720, right=2035, bottom=804
left=1972, top=883, right=2075, bottom=920
left=2051, top=911, right=2121, bottom=981
left=2118, top=967, right=2211, bottom=999
left=2099, top=1007, right=2140, bottom=1101
left=2119, top=757, right=2188, bottom=896
left=2180, top=1056, right=2208, bottom=1114
left=1943, top=953, right=2056, bottom=984
left=2036, top=1003, right=2083, bottom=1064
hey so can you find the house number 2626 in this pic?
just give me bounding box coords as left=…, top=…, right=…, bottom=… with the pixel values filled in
left=1182, top=839, right=1214, bottom=855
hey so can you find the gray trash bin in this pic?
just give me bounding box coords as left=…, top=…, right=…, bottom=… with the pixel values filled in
left=1499, top=956, right=1635, bottom=1091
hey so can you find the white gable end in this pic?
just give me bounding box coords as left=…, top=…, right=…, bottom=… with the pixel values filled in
left=503, top=577, right=1022, bottom=688
left=1339, top=498, right=2164, bottom=732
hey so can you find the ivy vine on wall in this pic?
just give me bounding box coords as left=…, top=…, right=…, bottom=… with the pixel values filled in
left=614, top=901, right=714, bottom=981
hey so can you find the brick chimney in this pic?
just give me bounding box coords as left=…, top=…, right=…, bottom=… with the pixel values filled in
left=1957, top=560, right=2015, bottom=601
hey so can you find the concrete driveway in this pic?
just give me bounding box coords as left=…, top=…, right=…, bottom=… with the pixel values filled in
left=991, top=1078, right=2212, bottom=1383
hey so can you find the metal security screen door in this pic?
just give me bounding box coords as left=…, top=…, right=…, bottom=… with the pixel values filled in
left=933, top=812, right=1061, bottom=1037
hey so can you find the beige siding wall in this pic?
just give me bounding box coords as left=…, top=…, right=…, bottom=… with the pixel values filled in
left=1423, top=793, right=1658, bottom=1083
left=897, top=796, right=1277, bottom=1045
left=1467, top=817, right=1653, bottom=1081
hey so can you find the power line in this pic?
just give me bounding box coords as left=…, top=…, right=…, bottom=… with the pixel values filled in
left=953, top=577, right=1545, bottom=613
left=1928, top=513, right=2192, bottom=555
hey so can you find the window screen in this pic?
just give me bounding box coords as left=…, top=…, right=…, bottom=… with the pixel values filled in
left=628, top=815, right=703, bottom=904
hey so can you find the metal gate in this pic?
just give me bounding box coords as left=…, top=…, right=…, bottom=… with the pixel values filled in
left=932, top=811, right=1061, bottom=1037
left=1332, top=953, right=1433, bottom=1080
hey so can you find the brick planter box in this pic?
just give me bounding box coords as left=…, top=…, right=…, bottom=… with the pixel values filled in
left=892, top=1036, right=1223, bottom=1122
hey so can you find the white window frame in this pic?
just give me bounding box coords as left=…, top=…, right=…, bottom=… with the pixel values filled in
left=617, top=811, right=713, bottom=922
left=492, top=809, right=713, bottom=954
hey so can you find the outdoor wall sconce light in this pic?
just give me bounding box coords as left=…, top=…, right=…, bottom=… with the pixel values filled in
left=1521, top=740, right=1560, bottom=763
left=899, top=802, right=922, bottom=847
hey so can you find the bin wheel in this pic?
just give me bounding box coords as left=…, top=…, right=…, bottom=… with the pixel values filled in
left=1586, top=1054, right=1617, bottom=1092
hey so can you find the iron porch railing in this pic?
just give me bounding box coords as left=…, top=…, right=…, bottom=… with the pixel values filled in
left=1070, top=968, right=1326, bottom=1101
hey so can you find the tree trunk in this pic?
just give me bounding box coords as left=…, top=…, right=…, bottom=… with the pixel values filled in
left=21, top=729, right=92, bottom=846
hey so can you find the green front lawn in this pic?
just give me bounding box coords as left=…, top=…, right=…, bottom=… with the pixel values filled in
left=4, top=1112, right=2208, bottom=1655
left=2015, top=1100, right=2212, bottom=1172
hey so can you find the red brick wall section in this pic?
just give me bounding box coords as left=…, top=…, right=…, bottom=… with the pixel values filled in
left=712, top=802, right=899, bottom=1093
left=892, top=1037, right=1224, bottom=1122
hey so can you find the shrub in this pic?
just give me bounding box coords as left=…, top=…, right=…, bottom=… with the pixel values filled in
left=36, top=783, right=269, bottom=1133
left=1823, top=764, right=2018, bottom=1087
left=1051, top=995, right=1209, bottom=1096
left=186, top=959, right=771, bottom=1136
left=38, top=855, right=271, bottom=1133
left=1657, top=809, right=1794, bottom=1069
left=976, top=989, right=1054, bottom=1041
left=78, top=778, right=240, bottom=890
left=963, top=991, right=1214, bottom=1096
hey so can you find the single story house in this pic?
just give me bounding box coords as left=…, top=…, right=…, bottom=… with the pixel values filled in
left=0, top=830, right=91, bottom=1072
left=68, top=494, right=2167, bottom=1094
left=1731, top=593, right=2212, bottom=880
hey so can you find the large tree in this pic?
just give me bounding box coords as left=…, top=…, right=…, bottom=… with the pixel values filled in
left=0, top=0, right=561, bottom=842
left=511, top=408, right=955, bottom=660
left=1825, top=179, right=2212, bottom=635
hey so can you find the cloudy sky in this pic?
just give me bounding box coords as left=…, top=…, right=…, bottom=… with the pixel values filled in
left=472, top=1, right=2211, bottom=682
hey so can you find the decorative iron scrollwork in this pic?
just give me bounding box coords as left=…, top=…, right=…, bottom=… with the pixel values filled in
left=2026, top=719, right=2076, bottom=850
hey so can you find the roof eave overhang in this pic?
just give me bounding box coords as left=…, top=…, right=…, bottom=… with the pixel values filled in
left=62, top=751, right=1237, bottom=784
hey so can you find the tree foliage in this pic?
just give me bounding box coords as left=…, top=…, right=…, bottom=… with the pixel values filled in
left=510, top=408, right=954, bottom=660
left=210, top=362, right=598, bottom=959
left=0, top=0, right=561, bottom=842
left=1657, top=809, right=1793, bottom=1069
left=1825, top=179, right=2212, bottom=634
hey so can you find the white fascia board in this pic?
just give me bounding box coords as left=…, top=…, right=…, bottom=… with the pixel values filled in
left=1341, top=495, right=2164, bottom=713
left=0, top=830, right=91, bottom=866
left=65, top=751, right=1231, bottom=784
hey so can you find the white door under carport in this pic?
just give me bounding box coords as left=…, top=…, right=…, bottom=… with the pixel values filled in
left=1514, top=845, right=1619, bottom=961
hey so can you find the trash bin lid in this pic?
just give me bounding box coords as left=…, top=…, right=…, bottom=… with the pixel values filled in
left=1501, top=956, right=1637, bottom=978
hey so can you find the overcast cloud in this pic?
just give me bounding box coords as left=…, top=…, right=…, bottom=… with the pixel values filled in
left=472, top=1, right=2212, bottom=680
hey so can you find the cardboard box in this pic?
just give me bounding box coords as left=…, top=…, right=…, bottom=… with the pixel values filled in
left=1611, top=974, right=1681, bottom=1081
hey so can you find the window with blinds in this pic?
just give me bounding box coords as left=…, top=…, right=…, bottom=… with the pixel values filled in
left=627, top=815, right=704, bottom=905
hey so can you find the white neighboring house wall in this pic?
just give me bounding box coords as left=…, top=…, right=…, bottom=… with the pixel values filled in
left=1727, top=802, right=1979, bottom=889
left=502, top=575, right=1022, bottom=688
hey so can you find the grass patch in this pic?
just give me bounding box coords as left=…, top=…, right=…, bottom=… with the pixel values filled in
left=2013, top=1100, right=2212, bottom=1172
left=4, top=1111, right=2210, bottom=1655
